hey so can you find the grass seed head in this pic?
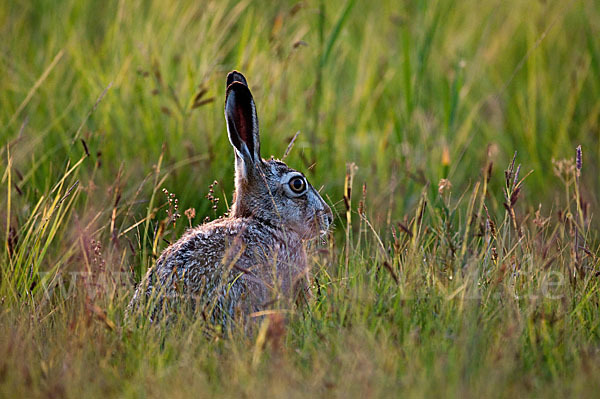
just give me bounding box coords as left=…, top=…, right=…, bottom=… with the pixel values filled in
left=438, top=178, right=452, bottom=195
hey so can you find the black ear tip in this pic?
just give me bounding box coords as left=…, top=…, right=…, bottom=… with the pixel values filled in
left=226, top=71, right=248, bottom=88
left=225, top=81, right=253, bottom=103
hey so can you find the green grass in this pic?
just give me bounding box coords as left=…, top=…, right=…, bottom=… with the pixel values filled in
left=1, top=0, right=600, bottom=397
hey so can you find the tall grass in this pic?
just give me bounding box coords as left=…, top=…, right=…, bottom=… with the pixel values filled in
left=1, top=0, right=600, bottom=397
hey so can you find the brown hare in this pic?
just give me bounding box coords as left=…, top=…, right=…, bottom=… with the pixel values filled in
left=130, top=71, right=333, bottom=327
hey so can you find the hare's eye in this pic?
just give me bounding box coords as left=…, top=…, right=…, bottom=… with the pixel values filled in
left=289, top=176, right=306, bottom=193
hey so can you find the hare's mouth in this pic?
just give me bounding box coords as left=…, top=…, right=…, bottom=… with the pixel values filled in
left=299, top=212, right=331, bottom=240
left=316, top=212, right=332, bottom=237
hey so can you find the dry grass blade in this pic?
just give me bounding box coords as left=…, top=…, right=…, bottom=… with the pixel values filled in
left=344, top=163, right=357, bottom=276
left=282, top=131, right=301, bottom=160
left=383, top=261, right=399, bottom=285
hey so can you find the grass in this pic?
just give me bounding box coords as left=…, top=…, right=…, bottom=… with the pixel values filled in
left=1, top=0, right=600, bottom=397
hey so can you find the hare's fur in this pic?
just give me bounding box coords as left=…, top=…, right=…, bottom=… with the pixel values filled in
left=131, top=71, right=332, bottom=325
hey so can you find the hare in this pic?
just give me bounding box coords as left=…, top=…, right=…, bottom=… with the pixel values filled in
left=131, top=71, right=333, bottom=326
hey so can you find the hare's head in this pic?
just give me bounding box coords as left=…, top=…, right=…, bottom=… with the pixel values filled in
left=224, top=71, right=332, bottom=239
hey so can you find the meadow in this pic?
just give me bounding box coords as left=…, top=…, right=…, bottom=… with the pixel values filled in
left=1, top=0, right=600, bottom=397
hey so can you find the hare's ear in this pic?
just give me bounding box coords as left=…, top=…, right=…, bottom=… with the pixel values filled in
left=224, top=73, right=261, bottom=172
left=226, top=70, right=248, bottom=87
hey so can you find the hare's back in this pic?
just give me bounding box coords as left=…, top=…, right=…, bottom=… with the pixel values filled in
left=155, top=218, right=252, bottom=282
left=130, top=218, right=255, bottom=314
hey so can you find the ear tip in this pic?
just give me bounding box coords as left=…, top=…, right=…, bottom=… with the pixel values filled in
left=225, top=81, right=253, bottom=103
left=226, top=71, right=248, bottom=88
